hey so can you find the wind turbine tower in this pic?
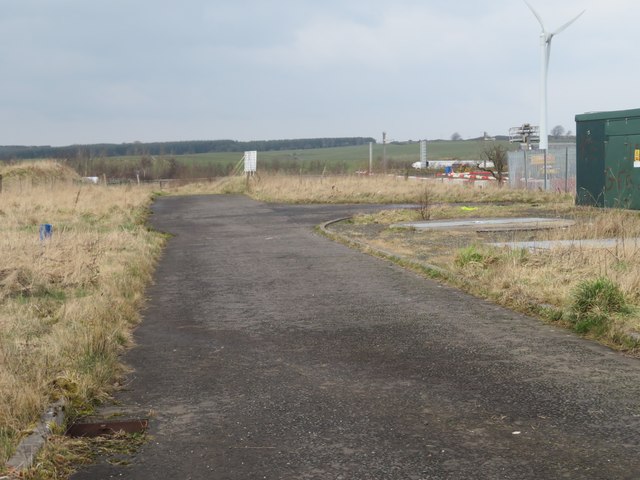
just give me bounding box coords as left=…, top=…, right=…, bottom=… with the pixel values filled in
left=525, top=1, right=585, bottom=150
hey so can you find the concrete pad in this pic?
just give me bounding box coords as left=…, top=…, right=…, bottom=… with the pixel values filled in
left=394, top=217, right=575, bottom=232
left=491, top=237, right=640, bottom=251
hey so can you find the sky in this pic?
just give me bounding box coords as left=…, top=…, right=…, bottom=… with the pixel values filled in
left=0, top=0, right=636, bottom=146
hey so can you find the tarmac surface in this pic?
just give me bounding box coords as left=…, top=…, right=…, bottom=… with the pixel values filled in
left=72, top=195, right=640, bottom=479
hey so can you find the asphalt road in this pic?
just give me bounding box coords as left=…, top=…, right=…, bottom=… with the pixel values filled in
left=73, top=195, right=640, bottom=479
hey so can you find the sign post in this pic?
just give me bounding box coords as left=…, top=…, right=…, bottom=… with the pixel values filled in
left=244, top=151, right=257, bottom=176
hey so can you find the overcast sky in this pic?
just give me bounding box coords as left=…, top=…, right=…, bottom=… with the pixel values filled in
left=0, top=0, right=635, bottom=146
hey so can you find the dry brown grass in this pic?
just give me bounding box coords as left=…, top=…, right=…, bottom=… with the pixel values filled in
left=0, top=160, right=80, bottom=189
left=455, top=239, right=640, bottom=348
left=168, top=173, right=572, bottom=205
left=160, top=176, right=247, bottom=196
left=248, top=174, right=574, bottom=204
left=0, top=162, right=163, bottom=468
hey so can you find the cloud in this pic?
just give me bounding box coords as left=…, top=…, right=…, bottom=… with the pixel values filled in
left=0, top=0, right=639, bottom=145
left=251, top=6, right=484, bottom=71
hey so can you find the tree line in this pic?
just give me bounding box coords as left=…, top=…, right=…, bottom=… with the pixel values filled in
left=0, top=137, right=376, bottom=161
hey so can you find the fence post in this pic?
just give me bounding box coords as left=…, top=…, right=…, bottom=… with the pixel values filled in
left=523, top=150, right=528, bottom=190
left=0, top=174, right=3, bottom=194
left=543, top=150, right=548, bottom=191
left=565, top=147, right=569, bottom=193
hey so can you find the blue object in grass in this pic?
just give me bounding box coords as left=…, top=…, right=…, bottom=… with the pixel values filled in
left=39, top=224, right=53, bottom=241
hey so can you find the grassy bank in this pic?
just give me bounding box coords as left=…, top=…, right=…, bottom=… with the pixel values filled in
left=0, top=162, right=163, bottom=469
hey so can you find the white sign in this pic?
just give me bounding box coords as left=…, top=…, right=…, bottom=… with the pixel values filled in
left=244, top=151, right=257, bottom=173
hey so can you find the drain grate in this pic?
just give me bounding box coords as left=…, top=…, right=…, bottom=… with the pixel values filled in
left=66, top=419, right=148, bottom=437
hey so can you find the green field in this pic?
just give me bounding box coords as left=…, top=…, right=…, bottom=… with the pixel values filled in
left=155, top=139, right=514, bottom=165
left=82, top=139, right=515, bottom=179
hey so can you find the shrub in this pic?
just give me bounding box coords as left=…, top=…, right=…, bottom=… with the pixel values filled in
left=571, top=277, right=628, bottom=317
left=569, top=277, right=630, bottom=334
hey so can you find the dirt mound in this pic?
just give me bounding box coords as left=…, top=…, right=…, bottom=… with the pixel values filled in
left=0, top=160, right=80, bottom=185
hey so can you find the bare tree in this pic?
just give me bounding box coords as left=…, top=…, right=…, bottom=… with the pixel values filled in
left=477, top=144, right=508, bottom=186
left=551, top=125, right=565, bottom=137
left=450, top=132, right=462, bottom=141
left=140, top=155, right=153, bottom=179
left=418, top=185, right=433, bottom=220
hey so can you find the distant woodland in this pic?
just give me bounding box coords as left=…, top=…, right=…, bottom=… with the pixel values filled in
left=0, top=137, right=376, bottom=161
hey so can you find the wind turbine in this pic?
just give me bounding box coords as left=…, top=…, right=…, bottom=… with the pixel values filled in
left=525, top=1, right=585, bottom=150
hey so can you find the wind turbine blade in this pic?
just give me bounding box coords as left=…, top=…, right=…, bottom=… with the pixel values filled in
left=524, top=0, right=545, bottom=30
left=553, top=10, right=586, bottom=35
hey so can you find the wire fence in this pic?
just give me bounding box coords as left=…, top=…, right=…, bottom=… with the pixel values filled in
left=508, top=144, right=576, bottom=193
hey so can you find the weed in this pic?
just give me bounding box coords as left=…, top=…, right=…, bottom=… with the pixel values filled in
left=0, top=428, right=16, bottom=469
left=455, top=246, right=488, bottom=268
left=567, top=277, right=631, bottom=336
left=570, top=277, right=629, bottom=319
left=574, top=314, right=608, bottom=335
left=18, top=431, right=147, bottom=479
left=418, top=185, right=433, bottom=221
left=539, top=305, right=564, bottom=322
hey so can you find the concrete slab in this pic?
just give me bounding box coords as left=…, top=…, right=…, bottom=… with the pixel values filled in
left=491, top=237, right=640, bottom=251
left=394, top=217, right=575, bottom=232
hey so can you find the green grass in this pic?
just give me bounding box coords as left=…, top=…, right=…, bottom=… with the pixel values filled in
left=79, top=140, right=516, bottom=178
left=454, top=245, right=497, bottom=268
left=569, top=277, right=631, bottom=335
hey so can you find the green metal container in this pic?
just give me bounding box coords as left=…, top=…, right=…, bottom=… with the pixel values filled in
left=576, top=108, right=640, bottom=209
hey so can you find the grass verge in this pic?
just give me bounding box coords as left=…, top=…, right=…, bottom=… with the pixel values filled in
left=0, top=162, right=164, bottom=472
